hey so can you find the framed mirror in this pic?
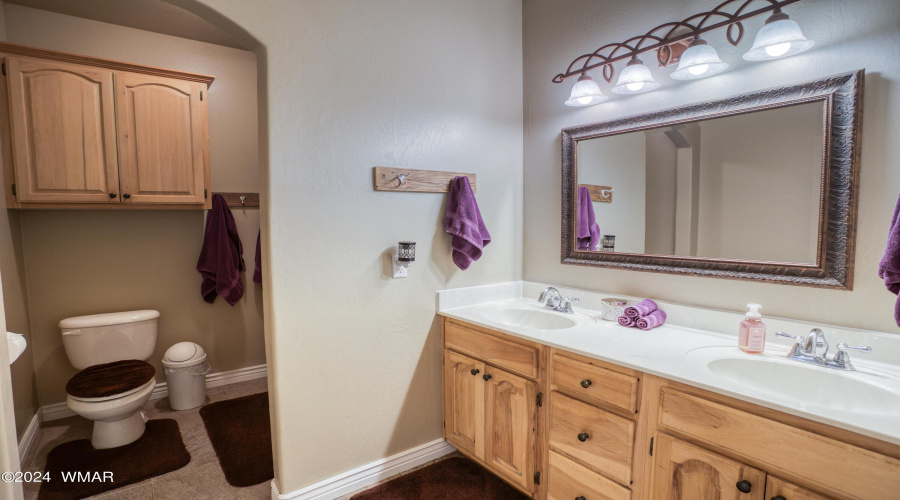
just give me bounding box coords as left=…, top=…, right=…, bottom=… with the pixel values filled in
left=561, top=70, right=863, bottom=289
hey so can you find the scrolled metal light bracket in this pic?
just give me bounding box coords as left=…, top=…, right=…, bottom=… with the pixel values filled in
left=552, top=0, right=805, bottom=84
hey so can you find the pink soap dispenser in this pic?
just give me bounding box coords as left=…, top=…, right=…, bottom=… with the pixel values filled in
left=738, top=303, right=766, bottom=354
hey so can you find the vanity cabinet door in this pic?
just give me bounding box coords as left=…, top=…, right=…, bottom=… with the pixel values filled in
left=484, top=365, right=537, bottom=492
left=651, top=433, right=765, bottom=500
left=115, top=72, right=208, bottom=205
left=443, top=350, right=485, bottom=460
left=765, top=477, right=832, bottom=500
left=6, top=57, right=120, bottom=204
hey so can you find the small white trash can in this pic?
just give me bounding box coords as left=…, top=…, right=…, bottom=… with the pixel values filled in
left=163, top=342, right=210, bottom=410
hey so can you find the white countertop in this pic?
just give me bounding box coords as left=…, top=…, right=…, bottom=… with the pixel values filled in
left=437, top=282, right=900, bottom=447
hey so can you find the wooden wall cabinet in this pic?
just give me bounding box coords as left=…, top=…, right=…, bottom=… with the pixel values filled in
left=442, top=317, right=900, bottom=500
left=0, top=43, right=214, bottom=209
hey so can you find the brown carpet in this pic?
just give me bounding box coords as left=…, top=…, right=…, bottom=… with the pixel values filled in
left=350, top=457, right=530, bottom=500
left=38, top=419, right=190, bottom=500
left=199, top=391, right=273, bottom=487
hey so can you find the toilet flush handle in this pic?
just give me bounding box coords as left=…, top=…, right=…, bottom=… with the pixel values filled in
left=62, top=329, right=82, bottom=336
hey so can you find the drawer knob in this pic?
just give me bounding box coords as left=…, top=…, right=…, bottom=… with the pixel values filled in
left=483, top=374, right=492, bottom=381
left=580, top=379, right=592, bottom=388
left=577, top=432, right=590, bottom=442
left=108, top=193, right=116, bottom=198
left=771, top=496, right=787, bottom=500
left=736, top=480, right=752, bottom=493
left=575, top=497, right=586, bottom=500
left=470, top=368, right=480, bottom=376
left=123, top=193, right=131, bottom=199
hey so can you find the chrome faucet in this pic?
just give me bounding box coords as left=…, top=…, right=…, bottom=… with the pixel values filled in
left=775, top=328, right=871, bottom=371
left=538, top=287, right=579, bottom=314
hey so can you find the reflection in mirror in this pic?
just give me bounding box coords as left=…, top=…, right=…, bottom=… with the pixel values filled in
left=576, top=102, right=825, bottom=264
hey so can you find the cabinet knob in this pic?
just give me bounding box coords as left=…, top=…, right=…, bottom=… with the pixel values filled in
left=771, top=496, right=787, bottom=500
left=580, top=379, right=592, bottom=388
left=108, top=193, right=116, bottom=198
left=736, top=480, right=752, bottom=493
left=575, top=497, right=586, bottom=500
left=482, top=374, right=492, bottom=381
left=122, top=193, right=131, bottom=199
left=577, top=432, right=590, bottom=442
left=470, top=368, right=480, bottom=376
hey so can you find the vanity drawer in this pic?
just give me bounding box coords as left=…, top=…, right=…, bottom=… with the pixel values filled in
left=444, top=319, right=538, bottom=379
left=548, top=451, right=631, bottom=500
left=658, top=388, right=900, bottom=500
left=549, top=392, right=634, bottom=485
left=552, top=353, right=639, bottom=413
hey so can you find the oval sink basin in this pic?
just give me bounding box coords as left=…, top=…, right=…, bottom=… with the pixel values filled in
left=7, top=332, right=26, bottom=364
left=476, top=306, right=578, bottom=330
left=688, top=347, right=900, bottom=416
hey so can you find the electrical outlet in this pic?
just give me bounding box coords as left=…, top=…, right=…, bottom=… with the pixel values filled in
left=392, top=256, right=408, bottom=278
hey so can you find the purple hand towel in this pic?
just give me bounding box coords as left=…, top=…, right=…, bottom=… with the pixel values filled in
left=443, top=176, right=491, bottom=270
left=879, top=190, right=900, bottom=326
left=197, top=195, right=245, bottom=306
left=636, top=310, right=667, bottom=330
left=624, top=299, right=658, bottom=319
left=577, top=186, right=601, bottom=251
left=617, top=315, right=635, bottom=327
left=253, top=230, right=262, bottom=285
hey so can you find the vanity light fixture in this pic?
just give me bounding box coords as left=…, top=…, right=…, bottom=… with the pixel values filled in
left=611, top=57, right=660, bottom=94
left=742, top=9, right=814, bottom=61
left=564, top=74, right=608, bottom=107
left=552, top=0, right=811, bottom=106
left=670, top=38, right=729, bottom=80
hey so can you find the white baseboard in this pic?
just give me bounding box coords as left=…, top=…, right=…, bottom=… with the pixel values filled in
left=40, top=364, right=268, bottom=422
left=271, top=438, right=456, bottom=500
left=17, top=412, right=40, bottom=465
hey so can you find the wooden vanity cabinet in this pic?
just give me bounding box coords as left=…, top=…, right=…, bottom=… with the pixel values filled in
left=442, top=318, right=900, bottom=500
left=442, top=318, right=542, bottom=496
left=0, top=43, right=213, bottom=209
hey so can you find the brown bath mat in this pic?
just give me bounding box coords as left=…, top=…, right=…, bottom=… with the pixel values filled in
left=38, top=418, right=190, bottom=500
left=199, top=391, right=273, bottom=487
left=350, top=456, right=529, bottom=499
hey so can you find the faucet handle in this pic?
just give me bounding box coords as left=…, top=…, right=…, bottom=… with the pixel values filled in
left=562, top=297, right=579, bottom=314
left=833, top=343, right=872, bottom=370
left=776, top=331, right=806, bottom=357
left=776, top=331, right=804, bottom=342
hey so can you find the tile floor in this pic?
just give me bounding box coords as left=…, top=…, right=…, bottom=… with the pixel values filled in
left=21, top=378, right=270, bottom=500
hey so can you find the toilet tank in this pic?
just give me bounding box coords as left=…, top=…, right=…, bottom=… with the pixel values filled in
left=59, top=310, right=160, bottom=370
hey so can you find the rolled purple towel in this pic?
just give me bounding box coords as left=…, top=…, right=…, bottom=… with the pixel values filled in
left=636, top=310, right=667, bottom=330
left=624, top=299, right=658, bottom=319
left=617, top=315, right=635, bottom=327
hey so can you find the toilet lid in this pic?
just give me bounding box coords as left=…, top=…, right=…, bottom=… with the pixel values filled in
left=65, top=360, right=156, bottom=399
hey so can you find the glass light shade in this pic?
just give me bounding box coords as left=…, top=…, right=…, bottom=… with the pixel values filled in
left=564, top=75, right=608, bottom=107
left=611, top=58, right=660, bottom=95
left=670, top=41, right=728, bottom=80
left=743, top=13, right=814, bottom=61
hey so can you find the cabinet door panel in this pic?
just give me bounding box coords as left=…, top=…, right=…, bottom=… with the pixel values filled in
left=115, top=72, right=206, bottom=204
left=651, top=433, right=765, bottom=500
left=484, top=366, right=536, bottom=492
left=443, top=350, right=485, bottom=460
left=7, top=57, right=119, bottom=203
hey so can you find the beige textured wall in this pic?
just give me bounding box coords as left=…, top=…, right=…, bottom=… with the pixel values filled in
left=524, top=0, right=900, bottom=333
left=172, top=0, right=524, bottom=493
left=696, top=103, right=823, bottom=263
left=579, top=134, right=646, bottom=253
left=4, top=4, right=264, bottom=406
left=0, top=0, right=40, bottom=442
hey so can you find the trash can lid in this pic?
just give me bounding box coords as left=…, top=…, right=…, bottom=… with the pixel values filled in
left=164, top=342, right=206, bottom=363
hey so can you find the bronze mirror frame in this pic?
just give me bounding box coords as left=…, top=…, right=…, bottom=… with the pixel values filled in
left=561, top=70, right=863, bottom=289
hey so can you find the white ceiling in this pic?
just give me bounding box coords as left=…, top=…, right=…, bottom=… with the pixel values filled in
left=4, top=0, right=245, bottom=49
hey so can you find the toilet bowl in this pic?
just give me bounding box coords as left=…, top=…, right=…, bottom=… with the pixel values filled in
left=59, top=310, right=160, bottom=449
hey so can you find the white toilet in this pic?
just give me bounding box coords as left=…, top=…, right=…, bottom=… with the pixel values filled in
left=60, top=310, right=160, bottom=449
